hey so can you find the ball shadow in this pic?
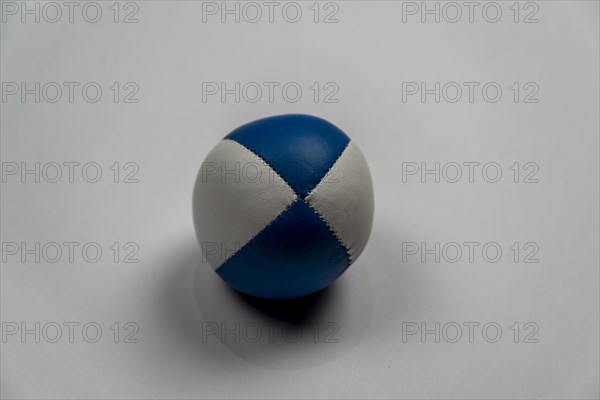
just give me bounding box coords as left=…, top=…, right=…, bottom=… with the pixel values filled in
left=234, top=286, right=335, bottom=326
left=158, top=233, right=372, bottom=371
left=192, top=243, right=373, bottom=370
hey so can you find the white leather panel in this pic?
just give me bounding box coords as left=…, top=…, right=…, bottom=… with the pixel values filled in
left=193, top=139, right=297, bottom=269
left=305, top=141, right=374, bottom=263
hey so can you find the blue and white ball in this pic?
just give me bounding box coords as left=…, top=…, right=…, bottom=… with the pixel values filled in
left=193, top=114, right=374, bottom=299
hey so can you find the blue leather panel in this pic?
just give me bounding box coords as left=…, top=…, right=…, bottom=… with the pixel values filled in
left=216, top=199, right=350, bottom=299
left=225, top=114, right=350, bottom=198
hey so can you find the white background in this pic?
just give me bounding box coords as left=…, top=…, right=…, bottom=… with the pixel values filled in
left=1, top=1, right=599, bottom=399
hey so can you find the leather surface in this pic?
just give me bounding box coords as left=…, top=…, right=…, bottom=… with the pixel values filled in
left=215, top=199, right=350, bottom=299
left=306, top=141, right=375, bottom=263
left=192, top=139, right=297, bottom=269
left=226, top=114, right=350, bottom=198
left=194, top=115, right=373, bottom=299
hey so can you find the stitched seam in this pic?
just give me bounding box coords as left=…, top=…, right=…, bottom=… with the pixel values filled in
left=216, top=198, right=299, bottom=270
left=223, top=138, right=297, bottom=196
left=304, top=200, right=352, bottom=266
left=305, top=140, right=351, bottom=199
left=216, top=137, right=352, bottom=268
